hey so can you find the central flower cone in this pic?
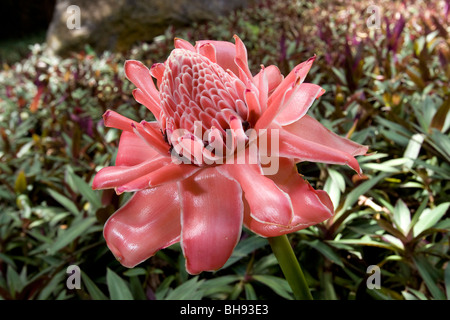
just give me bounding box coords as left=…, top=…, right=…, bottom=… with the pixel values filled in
left=92, top=35, right=368, bottom=274
left=160, top=48, right=250, bottom=165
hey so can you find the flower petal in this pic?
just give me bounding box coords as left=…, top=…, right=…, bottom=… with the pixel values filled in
left=275, top=83, right=325, bottom=125
left=116, top=131, right=160, bottom=166
left=132, top=88, right=162, bottom=121
left=253, top=65, right=283, bottom=94
left=197, top=42, right=217, bottom=63
left=217, top=153, right=294, bottom=227
left=195, top=40, right=239, bottom=76
left=245, top=158, right=333, bottom=237
left=268, top=158, right=334, bottom=227
left=277, top=126, right=365, bottom=173
left=233, top=35, right=253, bottom=82
left=179, top=167, right=243, bottom=274
left=93, top=156, right=170, bottom=190
left=124, top=60, right=162, bottom=117
left=174, top=38, right=196, bottom=52
left=255, top=57, right=316, bottom=130
left=103, top=184, right=181, bottom=268
left=269, top=56, right=316, bottom=106
left=283, top=115, right=369, bottom=157
left=116, top=163, right=200, bottom=193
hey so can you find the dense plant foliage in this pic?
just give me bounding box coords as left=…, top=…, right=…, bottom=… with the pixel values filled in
left=0, top=0, right=449, bottom=300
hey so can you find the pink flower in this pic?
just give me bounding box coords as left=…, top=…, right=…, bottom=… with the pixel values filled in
left=93, top=35, right=368, bottom=274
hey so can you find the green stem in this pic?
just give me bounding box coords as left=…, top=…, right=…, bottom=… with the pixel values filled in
left=268, top=235, right=313, bottom=300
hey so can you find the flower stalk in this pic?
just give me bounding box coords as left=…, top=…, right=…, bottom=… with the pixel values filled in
left=268, top=235, right=313, bottom=300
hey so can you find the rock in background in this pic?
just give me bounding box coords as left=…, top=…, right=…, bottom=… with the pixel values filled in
left=46, top=0, right=252, bottom=55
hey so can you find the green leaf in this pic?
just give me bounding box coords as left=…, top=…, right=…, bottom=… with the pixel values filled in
left=67, top=170, right=102, bottom=210
left=403, top=133, right=425, bottom=169
left=402, top=291, right=419, bottom=300
left=306, top=240, right=344, bottom=267
left=155, top=275, right=176, bottom=300
left=48, top=217, right=96, bottom=254
left=201, top=275, right=241, bottom=297
left=393, top=199, right=411, bottom=235
left=123, top=268, right=147, bottom=277
left=244, top=283, right=257, bottom=300
left=164, top=276, right=204, bottom=300
left=413, top=202, right=450, bottom=237
left=322, top=271, right=337, bottom=300
left=252, top=275, right=293, bottom=300
left=221, top=236, right=267, bottom=269
left=338, top=173, right=389, bottom=215
left=445, top=263, right=450, bottom=300
left=405, top=288, right=428, bottom=300
left=106, top=268, right=134, bottom=300
left=14, top=170, right=27, bottom=194
left=47, top=188, right=80, bottom=216
left=413, top=257, right=446, bottom=300
left=331, top=67, right=347, bottom=85
left=324, top=168, right=346, bottom=209
left=328, top=238, right=396, bottom=251
left=129, top=276, right=147, bottom=300
left=38, top=270, right=65, bottom=300
left=81, top=271, right=108, bottom=300
left=6, top=266, right=22, bottom=298
left=0, top=253, right=16, bottom=269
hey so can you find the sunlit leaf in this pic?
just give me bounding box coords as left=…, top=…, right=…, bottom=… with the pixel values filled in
left=393, top=199, right=411, bottom=235
left=413, top=202, right=450, bottom=237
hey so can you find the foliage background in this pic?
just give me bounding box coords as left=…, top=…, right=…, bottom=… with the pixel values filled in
left=0, top=0, right=449, bottom=300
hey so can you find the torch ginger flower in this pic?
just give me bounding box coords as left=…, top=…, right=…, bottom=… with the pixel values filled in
left=93, top=35, right=368, bottom=274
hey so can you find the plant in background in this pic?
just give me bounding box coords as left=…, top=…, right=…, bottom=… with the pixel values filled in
left=92, top=35, right=367, bottom=298
left=0, top=0, right=448, bottom=301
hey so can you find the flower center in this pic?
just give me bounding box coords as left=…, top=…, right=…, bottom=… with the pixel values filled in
left=159, top=49, right=250, bottom=165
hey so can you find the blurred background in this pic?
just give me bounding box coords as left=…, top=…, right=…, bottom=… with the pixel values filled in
left=0, top=0, right=449, bottom=300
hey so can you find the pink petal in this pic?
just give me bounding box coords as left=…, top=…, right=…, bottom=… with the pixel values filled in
left=179, top=167, right=243, bottom=274
left=245, top=87, right=262, bottom=123
left=116, top=163, right=200, bottom=193
left=253, top=65, right=283, bottom=94
left=268, top=158, right=334, bottom=227
left=92, top=156, right=170, bottom=190
left=197, top=42, right=217, bottom=63
left=217, top=152, right=294, bottom=227
left=116, top=131, right=160, bottom=166
left=132, top=88, right=162, bottom=121
left=254, top=58, right=316, bottom=130
left=174, top=38, right=196, bottom=52
left=275, top=83, right=325, bottom=125
left=150, top=63, right=165, bottom=89
left=244, top=158, right=333, bottom=237
left=103, top=110, right=137, bottom=132
left=277, top=126, right=364, bottom=173
left=102, top=113, right=169, bottom=156
left=195, top=40, right=239, bottom=75
left=124, top=60, right=161, bottom=114
left=233, top=35, right=253, bottom=82
left=269, top=56, right=316, bottom=106
left=130, top=122, right=171, bottom=156
left=283, top=115, right=369, bottom=157
left=103, top=184, right=181, bottom=268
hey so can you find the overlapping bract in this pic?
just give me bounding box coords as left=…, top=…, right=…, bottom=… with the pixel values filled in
left=93, top=35, right=368, bottom=274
